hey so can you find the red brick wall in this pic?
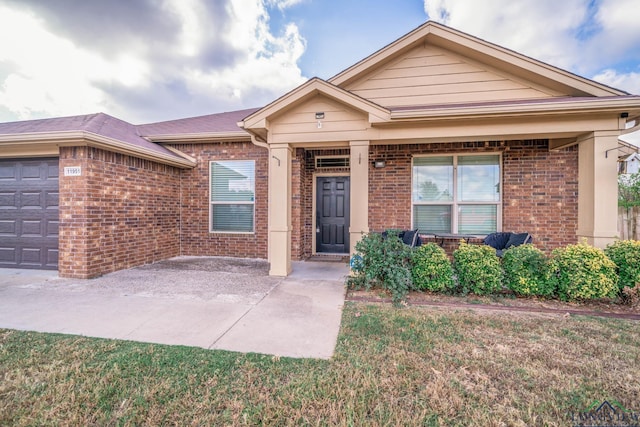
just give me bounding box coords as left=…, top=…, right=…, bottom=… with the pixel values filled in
left=291, top=148, right=305, bottom=260
left=58, top=147, right=181, bottom=278
left=168, top=142, right=268, bottom=259
left=502, top=140, right=578, bottom=252
left=366, top=140, right=579, bottom=253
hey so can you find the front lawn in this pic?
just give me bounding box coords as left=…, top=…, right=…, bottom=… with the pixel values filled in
left=2, top=303, right=639, bottom=425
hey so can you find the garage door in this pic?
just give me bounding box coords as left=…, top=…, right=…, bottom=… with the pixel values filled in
left=0, top=158, right=59, bottom=269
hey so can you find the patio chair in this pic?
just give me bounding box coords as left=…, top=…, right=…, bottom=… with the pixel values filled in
left=483, top=232, right=532, bottom=257
left=382, top=229, right=422, bottom=248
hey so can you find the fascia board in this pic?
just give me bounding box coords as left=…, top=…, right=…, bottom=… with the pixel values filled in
left=428, top=26, right=626, bottom=97
left=0, top=131, right=195, bottom=168
left=330, top=21, right=625, bottom=97
left=241, top=79, right=389, bottom=130
left=147, top=131, right=251, bottom=143
left=390, top=98, right=640, bottom=121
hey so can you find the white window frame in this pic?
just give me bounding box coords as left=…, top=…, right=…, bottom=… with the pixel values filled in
left=209, top=160, right=255, bottom=234
left=411, top=153, right=502, bottom=235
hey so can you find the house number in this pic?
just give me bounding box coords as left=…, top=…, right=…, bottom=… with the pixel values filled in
left=64, top=166, right=82, bottom=176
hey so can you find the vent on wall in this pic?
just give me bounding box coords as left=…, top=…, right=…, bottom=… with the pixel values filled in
left=315, top=156, right=350, bottom=168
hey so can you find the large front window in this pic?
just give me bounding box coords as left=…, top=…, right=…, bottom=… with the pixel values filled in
left=210, top=160, right=255, bottom=233
left=412, top=154, right=500, bottom=234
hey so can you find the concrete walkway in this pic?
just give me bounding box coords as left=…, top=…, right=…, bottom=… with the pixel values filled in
left=0, top=257, right=349, bottom=359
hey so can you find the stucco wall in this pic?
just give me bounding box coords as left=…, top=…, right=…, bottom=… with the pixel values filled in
left=169, top=141, right=269, bottom=259
left=58, top=146, right=181, bottom=278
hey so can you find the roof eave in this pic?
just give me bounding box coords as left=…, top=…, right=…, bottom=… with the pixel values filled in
left=389, top=98, right=640, bottom=121
left=147, top=131, right=251, bottom=143
left=329, top=21, right=626, bottom=97
left=0, top=131, right=196, bottom=168
left=240, top=78, right=390, bottom=131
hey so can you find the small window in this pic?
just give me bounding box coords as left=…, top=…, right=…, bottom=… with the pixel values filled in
left=315, top=156, right=350, bottom=168
left=210, top=160, right=255, bottom=233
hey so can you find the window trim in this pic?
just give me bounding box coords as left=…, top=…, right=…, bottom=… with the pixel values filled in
left=411, top=153, right=502, bottom=235
left=209, top=160, right=256, bottom=234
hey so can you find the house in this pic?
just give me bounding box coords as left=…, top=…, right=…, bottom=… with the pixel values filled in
left=1, top=21, right=640, bottom=278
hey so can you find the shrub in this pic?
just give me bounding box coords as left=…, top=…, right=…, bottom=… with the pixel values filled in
left=547, top=241, right=618, bottom=301
left=621, top=283, right=640, bottom=308
left=453, top=242, right=502, bottom=295
left=502, top=244, right=554, bottom=297
left=411, top=243, right=454, bottom=292
left=604, top=240, right=640, bottom=291
left=347, top=231, right=414, bottom=304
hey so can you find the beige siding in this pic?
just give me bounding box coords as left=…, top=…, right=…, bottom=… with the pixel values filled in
left=346, top=45, right=561, bottom=107
left=271, top=95, right=370, bottom=137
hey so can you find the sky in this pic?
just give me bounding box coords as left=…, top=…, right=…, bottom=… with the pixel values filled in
left=0, top=0, right=639, bottom=142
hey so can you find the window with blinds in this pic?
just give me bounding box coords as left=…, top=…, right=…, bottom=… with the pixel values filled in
left=412, top=154, right=500, bottom=235
left=210, top=160, right=255, bottom=233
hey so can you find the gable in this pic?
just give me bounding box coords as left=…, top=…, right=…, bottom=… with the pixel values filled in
left=331, top=21, right=626, bottom=101
left=344, top=43, right=562, bottom=108
left=269, top=94, right=374, bottom=144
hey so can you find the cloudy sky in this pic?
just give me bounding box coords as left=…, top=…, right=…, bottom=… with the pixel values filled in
left=0, top=0, right=639, bottom=142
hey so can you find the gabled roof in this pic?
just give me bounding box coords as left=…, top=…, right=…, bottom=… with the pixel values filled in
left=241, top=77, right=390, bottom=133
left=330, top=21, right=627, bottom=98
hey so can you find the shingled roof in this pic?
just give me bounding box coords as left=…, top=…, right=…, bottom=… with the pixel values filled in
left=0, top=112, right=177, bottom=158
left=0, top=108, right=262, bottom=166
left=137, top=108, right=258, bottom=137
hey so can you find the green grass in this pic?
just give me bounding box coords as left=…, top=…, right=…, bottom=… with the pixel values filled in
left=2, top=303, right=639, bottom=426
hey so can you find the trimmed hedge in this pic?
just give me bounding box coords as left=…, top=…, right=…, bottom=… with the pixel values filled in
left=547, top=242, right=618, bottom=301
left=453, top=242, right=502, bottom=295
left=605, top=240, right=640, bottom=291
left=411, top=243, right=454, bottom=292
left=502, top=244, right=553, bottom=297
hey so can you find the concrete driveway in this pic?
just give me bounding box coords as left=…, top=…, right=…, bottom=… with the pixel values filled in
left=0, top=257, right=348, bottom=359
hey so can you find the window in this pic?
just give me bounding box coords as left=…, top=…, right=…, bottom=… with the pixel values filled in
left=412, top=154, right=500, bottom=234
left=210, top=160, right=255, bottom=233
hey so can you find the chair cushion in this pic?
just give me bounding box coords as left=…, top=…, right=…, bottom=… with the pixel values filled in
left=483, top=232, right=512, bottom=250
left=402, top=229, right=418, bottom=246
left=505, top=232, right=531, bottom=249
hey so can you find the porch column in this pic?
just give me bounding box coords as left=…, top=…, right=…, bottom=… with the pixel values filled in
left=577, top=130, right=620, bottom=248
left=349, top=140, right=370, bottom=255
left=268, top=143, right=292, bottom=276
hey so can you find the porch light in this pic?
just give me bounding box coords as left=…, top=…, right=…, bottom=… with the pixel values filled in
left=374, top=160, right=386, bottom=168
left=315, top=112, right=325, bottom=119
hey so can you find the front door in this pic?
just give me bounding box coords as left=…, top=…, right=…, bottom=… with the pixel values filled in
left=316, top=176, right=350, bottom=253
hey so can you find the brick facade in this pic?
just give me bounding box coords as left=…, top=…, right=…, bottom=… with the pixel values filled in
left=56, top=139, right=578, bottom=278
left=364, top=140, right=578, bottom=254
left=58, top=146, right=181, bottom=278
left=168, top=141, right=269, bottom=259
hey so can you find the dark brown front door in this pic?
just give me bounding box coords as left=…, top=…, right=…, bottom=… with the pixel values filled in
left=316, top=176, right=350, bottom=253
left=0, top=158, right=59, bottom=269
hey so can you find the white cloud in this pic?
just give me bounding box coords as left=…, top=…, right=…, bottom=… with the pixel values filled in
left=181, top=0, right=306, bottom=104
left=592, top=69, right=640, bottom=95
left=266, top=0, right=306, bottom=11
left=424, top=0, right=588, bottom=71
left=0, top=0, right=306, bottom=123
left=0, top=5, right=152, bottom=119
left=423, top=0, right=640, bottom=77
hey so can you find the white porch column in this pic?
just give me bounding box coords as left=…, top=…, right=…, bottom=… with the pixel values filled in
left=577, top=130, right=620, bottom=248
left=268, top=143, right=292, bottom=276
left=349, top=140, right=370, bottom=256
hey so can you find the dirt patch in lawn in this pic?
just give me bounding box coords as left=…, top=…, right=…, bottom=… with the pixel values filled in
left=346, top=289, right=640, bottom=320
